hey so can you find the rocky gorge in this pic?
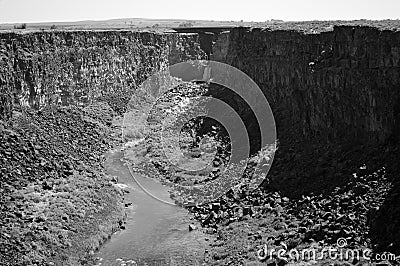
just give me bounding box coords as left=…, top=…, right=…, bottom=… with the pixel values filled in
left=1, top=21, right=400, bottom=265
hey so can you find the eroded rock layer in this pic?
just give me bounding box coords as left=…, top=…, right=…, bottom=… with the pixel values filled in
left=0, top=31, right=205, bottom=118
left=213, top=26, right=400, bottom=145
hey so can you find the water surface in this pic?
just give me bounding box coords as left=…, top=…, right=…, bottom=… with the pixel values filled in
left=95, top=150, right=207, bottom=266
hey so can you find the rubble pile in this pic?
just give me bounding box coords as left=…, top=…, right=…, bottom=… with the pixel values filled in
left=0, top=105, right=124, bottom=265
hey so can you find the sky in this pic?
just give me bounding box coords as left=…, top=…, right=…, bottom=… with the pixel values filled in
left=0, top=0, right=399, bottom=23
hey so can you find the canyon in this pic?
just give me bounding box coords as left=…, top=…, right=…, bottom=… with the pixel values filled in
left=1, top=21, right=400, bottom=265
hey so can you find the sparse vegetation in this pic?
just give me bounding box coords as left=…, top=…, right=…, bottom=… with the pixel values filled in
left=13, top=23, right=27, bottom=29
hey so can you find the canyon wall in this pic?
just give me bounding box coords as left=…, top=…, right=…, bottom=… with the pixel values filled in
left=212, top=26, right=400, bottom=145
left=5, top=26, right=398, bottom=146
left=211, top=25, right=400, bottom=253
left=1, top=26, right=399, bottom=192
left=0, top=31, right=205, bottom=119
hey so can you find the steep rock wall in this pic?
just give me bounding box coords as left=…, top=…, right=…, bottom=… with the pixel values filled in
left=0, top=31, right=205, bottom=119
left=212, top=25, right=400, bottom=253
left=212, top=26, right=400, bottom=145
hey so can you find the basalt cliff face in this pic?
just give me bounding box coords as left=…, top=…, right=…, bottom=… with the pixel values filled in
left=0, top=31, right=204, bottom=118
left=212, top=26, right=400, bottom=145
left=2, top=27, right=399, bottom=143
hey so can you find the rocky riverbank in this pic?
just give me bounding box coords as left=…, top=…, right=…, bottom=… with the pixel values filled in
left=187, top=143, right=400, bottom=265
left=0, top=103, right=126, bottom=265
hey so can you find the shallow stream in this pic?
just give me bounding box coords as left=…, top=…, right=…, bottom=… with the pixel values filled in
left=94, top=150, right=207, bottom=266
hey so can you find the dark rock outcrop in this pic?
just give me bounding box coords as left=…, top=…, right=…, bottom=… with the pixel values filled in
left=0, top=31, right=205, bottom=119
left=212, top=26, right=400, bottom=145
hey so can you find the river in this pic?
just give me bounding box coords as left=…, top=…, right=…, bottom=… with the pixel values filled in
left=93, top=149, right=208, bottom=266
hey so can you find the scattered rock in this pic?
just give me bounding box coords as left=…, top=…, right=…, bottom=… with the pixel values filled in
left=188, top=224, right=197, bottom=231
